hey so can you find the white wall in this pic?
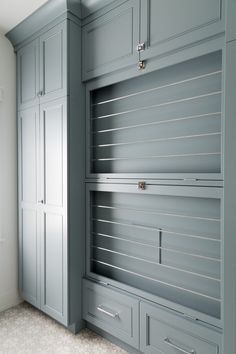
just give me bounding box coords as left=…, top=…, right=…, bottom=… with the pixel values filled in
left=0, top=32, right=21, bottom=311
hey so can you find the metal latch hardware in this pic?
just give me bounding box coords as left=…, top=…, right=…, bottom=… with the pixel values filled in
left=138, top=60, right=146, bottom=70
left=136, top=42, right=145, bottom=52
left=138, top=181, right=146, bottom=190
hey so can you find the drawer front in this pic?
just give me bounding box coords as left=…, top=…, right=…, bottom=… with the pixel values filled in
left=82, top=0, right=139, bottom=81
left=83, top=279, right=139, bottom=349
left=140, top=302, right=222, bottom=354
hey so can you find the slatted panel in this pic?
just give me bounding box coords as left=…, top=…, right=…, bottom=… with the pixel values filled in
left=89, top=190, right=221, bottom=319
left=90, top=51, right=222, bottom=175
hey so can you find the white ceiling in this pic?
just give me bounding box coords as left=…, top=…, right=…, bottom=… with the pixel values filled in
left=0, top=0, right=48, bottom=34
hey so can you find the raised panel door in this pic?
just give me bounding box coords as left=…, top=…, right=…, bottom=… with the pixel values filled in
left=140, top=0, right=224, bottom=62
left=82, top=0, right=140, bottom=81
left=39, top=21, right=67, bottom=102
left=18, top=106, right=40, bottom=307
left=17, top=39, right=39, bottom=110
left=39, top=97, right=68, bottom=325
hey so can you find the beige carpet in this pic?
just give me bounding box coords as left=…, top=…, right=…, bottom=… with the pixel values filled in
left=0, top=302, right=128, bottom=354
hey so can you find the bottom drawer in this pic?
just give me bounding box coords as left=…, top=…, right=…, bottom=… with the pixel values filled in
left=83, top=279, right=139, bottom=349
left=140, top=302, right=222, bottom=354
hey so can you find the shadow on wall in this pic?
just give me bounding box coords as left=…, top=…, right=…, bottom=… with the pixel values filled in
left=0, top=32, right=21, bottom=312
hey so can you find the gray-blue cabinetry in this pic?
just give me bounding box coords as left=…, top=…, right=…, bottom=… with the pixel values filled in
left=83, top=279, right=139, bottom=349
left=17, top=40, right=39, bottom=110
left=140, top=301, right=222, bottom=354
left=17, top=21, right=66, bottom=110
left=18, top=106, right=40, bottom=308
left=39, top=98, right=68, bottom=325
left=140, top=0, right=225, bottom=65
left=39, top=22, right=67, bottom=102
left=82, top=0, right=225, bottom=81
left=82, top=0, right=140, bottom=81
left=11, top=5, right=85, bottom=330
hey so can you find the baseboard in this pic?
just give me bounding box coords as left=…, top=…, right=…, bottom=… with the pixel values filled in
left=0, top=290, right=22, bottom=313
left=86, top=322, right=142, bottom=354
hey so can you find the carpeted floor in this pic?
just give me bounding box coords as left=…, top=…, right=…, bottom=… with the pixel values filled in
left=0, top=302, right=128, bottom=354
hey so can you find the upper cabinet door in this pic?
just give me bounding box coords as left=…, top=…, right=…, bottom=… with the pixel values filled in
left=82, top=0, right=140, bottom=81
left=140, top=0, right=225, bottom=62
left=17, top=39, right=39, bottom=110
left=39, top=21, right=67, bottom=102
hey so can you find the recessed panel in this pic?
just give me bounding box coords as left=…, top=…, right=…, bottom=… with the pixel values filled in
left=22, top=209, right=37, bottom=301
left=20, top=108, right=37, bottom=203
left=43, top=103, right=63, bottom=207
left=19, top=42, right=37, bottom=106
left=149, top=0, right=221, bottom=46
left=44, top=213, right=63, bottom=314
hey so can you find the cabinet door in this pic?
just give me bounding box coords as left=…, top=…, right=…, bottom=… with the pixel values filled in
left=140, top=0, right=224, bottom=62
left=39, top=98, right=68, bottom=326
left=82, top=0, right=140, bottom=81
left=18, top=106, right=40, bottom=308
left=39, top=21, right=67, bottom=102
left=17, top=40, right=39, bottom=110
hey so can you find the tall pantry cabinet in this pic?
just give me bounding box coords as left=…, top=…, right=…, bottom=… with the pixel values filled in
left=8, top=4, right=85, bottom=331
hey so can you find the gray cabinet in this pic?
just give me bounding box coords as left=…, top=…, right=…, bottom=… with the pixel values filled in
left=18, top=106, right=40, bottom=308
left=39, top=22, right=67, bottom=102
left=18, top=98, right=68, bottom=326
left=39, top=98, right=68, bottom=325
left=82, top=0, right=140, bottom=81
left=83, top=279, right=139, bottom=349
left=17, top=21, right=66, bottom=110
left=15, top=14, right=85, bottom=330
left=140, top=301, right=222, bottom=354
left=82, top=0, right=225, bottom=81
left=17, top=40, right=39, bottom=110
left=140, top=0, right=225, bottom=64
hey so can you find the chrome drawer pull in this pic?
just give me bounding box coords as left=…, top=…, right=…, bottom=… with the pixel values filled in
left=164, top=337, right=196, bottom=354
left=97, top=305, right=119, bottom=319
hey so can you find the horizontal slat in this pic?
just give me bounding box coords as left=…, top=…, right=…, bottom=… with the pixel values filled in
left=92, top=76, right=221, bottom=119
left=92, top=91, right=221, bottom=120
left=93, top=100, right=221, bottom=132
left=92, top=247, right=220, bottom=299
left=93, top=218, right=220, bottom=242
left=92, top=235, right=220, bottom=279
left=92, top=261, right=221, bottom=319
left=93, top=135, right=221, bottom=161
left=92, top=51, right=222, bottom=105
left=92, top=71, right=222, bottom=107
left=93, top=154, right=221, bottom=173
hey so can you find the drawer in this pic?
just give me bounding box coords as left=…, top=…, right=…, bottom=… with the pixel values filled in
left=140, top=301, right=222, bottom=354
left=83, top=279, right=139, bottom=349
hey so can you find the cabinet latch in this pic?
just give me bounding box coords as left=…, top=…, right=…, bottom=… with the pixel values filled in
left=136, top=42, right=145, bottom=52
left=138, top=181, right=146, bottom=190
left=138, top=61, right=146, bottom=70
